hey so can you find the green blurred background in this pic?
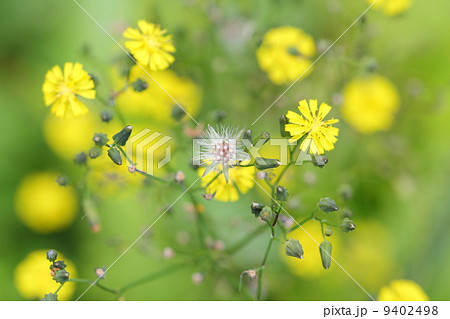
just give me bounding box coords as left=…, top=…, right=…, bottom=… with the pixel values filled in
left=0, top=0, right=449, bottom=300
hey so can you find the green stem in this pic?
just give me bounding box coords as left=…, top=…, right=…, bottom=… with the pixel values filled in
left=257, top=237, right=274, bottom=300
left=120, top=263, right=185, bottom=293
left=116, top=145, right=170, bottom=184
left=226, top=225, right=266, bottom=255
left=68, top=278, right=119, bottom=295
left=287, top=208, right=318, bottom=233
left=54, top=282, right=65, bottom=294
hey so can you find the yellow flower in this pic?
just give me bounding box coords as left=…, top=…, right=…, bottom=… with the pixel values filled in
left=15, top=172, right=78, bottom=233
left=281, top=223, right=341, bottom=278
left=124, top=20, right=175, bottom=71
left=341, top=221, right=398, bottom=291
left=199, top=166, right=255, bottom=202
left=378, top=280, right=429, bottom=301
left=285, top=99, right=339, bottom=154
left=257, top=26, right=315, bottom=85
left=15, top=250, right=77, bottom=300
left=342, top=75, right=400, bottom=134
left=115, top=66, right=201, bottom=124
left=42, top=62, right=96, bottom=118
left=369, top=0, right=412, bottom=16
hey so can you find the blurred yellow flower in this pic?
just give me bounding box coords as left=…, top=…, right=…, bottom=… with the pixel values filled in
left=281, top=223, right=341, bottom=278
left=15, top=172, right=78, bottom=233
left=199, top=166, right=255, bottom=202
left=44, top=113, right=96, bottom=159
left=369, top=0, right=411, bottom=16
left=124, top=20, right=175, bottom=71
left=115, top=66, right=201, bottom=124
left=42, top=62, right=96, bottom=118
left=378, top=280, right=429, bottom=301
left=257, top=26, right=315, bottom=85
left=15, top=250, right=77, bottom=300
left=342, top=75, right=400, bottom=134
left=285, top=99, right=339, bottom=154
left=341, top=221, right=398, bottom=291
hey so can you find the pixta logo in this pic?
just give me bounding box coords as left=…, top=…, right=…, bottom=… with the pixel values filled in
left=126, top=129, right=172, bottom=175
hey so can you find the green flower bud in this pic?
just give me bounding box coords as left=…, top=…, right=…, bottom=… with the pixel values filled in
left=325, top=226, right=333, bottom=237
left=74, top=152, right=87, bottom=165
left=279, top=116, right=291, bottom=137
left=250, top=201, right=263, bottom=218
left=212, top=110, right=227, bottom=123
left=242, top=129, right=253, bottom=145
left=317, top=197, right=339, bottom=213
left=171, top=105, right=186, bottom=121
left=254, top=157, right=281, bottom=170
left=51, top=260, right=67, bottom=270
left=56, top=175, right=68, bottom=187
left=311, top=154, right=328, bottom=168
left=340, top=218, right=356, bottom=233
left=112, top=125, right=132, bottom=146
left=46, top=250, right=58, bottom=262
left=285, top=238, right=304, bottom=259
left=339, top=184, right=353, bottom=201
left=108, top=148, right=123, bottom=165
left=287, top=46, right=301, bottom=56
left=259, top=206, right=272, bottom=222
left=42, top=293, right=58, bottom=301
left=88, top=73, right=99, bottom=87
left=100, top=109, right=114, bottom=122
left=92, top=132, right=109, bottom=147
left=275, top=186, right=289, bottom=201
left=131, top=78, right=148, bottom=92
left=88, top=146, right=103, bottom=159
left=53, top=269, right=69, bottom=284
left=254, top=131, right=271, bottom=146
left=319, top=240, right=332, bottom=270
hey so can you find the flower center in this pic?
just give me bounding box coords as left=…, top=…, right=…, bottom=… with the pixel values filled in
left=214, top=140, right=235, bottom=164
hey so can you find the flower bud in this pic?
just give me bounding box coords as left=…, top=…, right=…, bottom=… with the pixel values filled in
left=259, top=206, right=272, bottom=222
left=94, top=267, right=106, bottom=279
left=51, top=260, right=67, bottom=270
left=325, top=226, right=333, bottom=237
left=191, top=272, right=204, bottom=285
left=46, top=250, right=58, bottom=262
left=287, top=46, right=301, bottom=56
left=88, top=146, right=103, bottom=159
left=42, top=293, right=58, bottom=301
left=340, top=218, right=356, bottom=233
left=56, top=175, right=69, bottom=187
left=163, top=247, right=175, bottom=259
left=242, top=129, right=253, bottom=145
left=212, top=110, right=227, bottom=123
left=112, top=125, right=132, bottom=146
left=53, top=269, right=69, bottom=284
left=317, top=197, right=339, bottom=213
left=319, top=240, right=332, bottom=270
left=100, top=109, right=114, bottom=122
left=108, top=148, right=123, bottom=165
left=254, top=157, right=281, bottom=170
left=285, top=238, right=304, bottom=259
left=171, top=105, right=186, bottom=121
left=250, top=201, right=263, bottom=217
left=279, top=116, right=291, bottom=137
left=74, top=152, right=87, bottom=165
left=275, top=186, right=289, bottom=201
left=311, top=154, right=328, bottom=168
left=254, top=131, right=271, bottom=146
left=92, top=132, right=109, bottom=147
left=339, top=184, right=353, bottom=201
left=175, top=171, right=186, bottom=183
left=131, top=78, right=148, bottom=92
